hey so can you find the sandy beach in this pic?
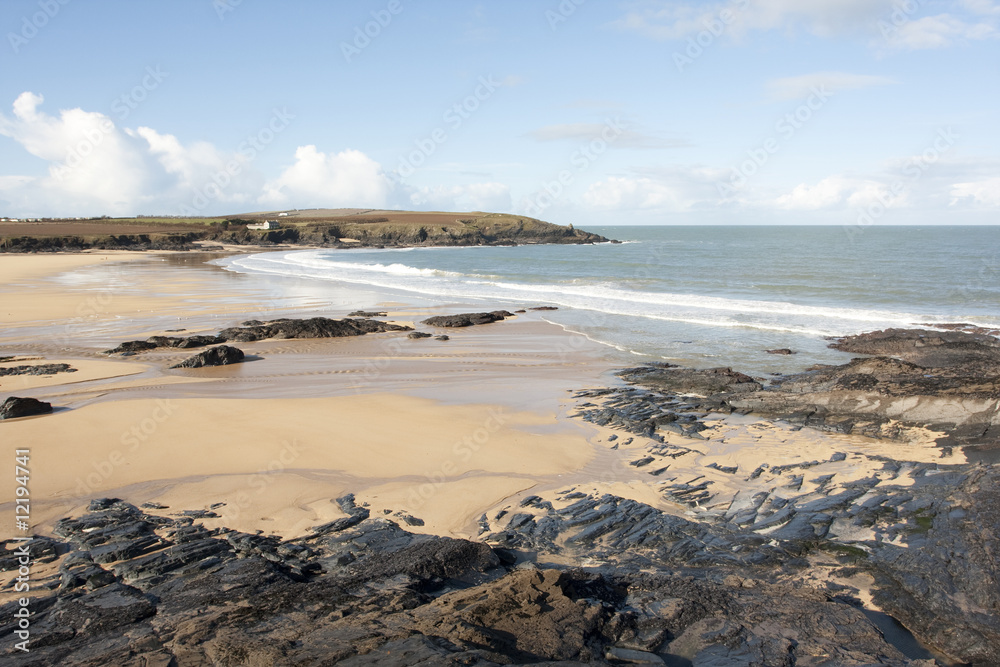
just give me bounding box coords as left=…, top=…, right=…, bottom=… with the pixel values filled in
left=2, top=250, right=995, bottom=665
left=0, top=251, right=621, bottom=542
left=0, top=251, right=958, bottom=543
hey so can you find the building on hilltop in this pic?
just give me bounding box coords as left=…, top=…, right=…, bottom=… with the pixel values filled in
left=247, top=220, right=280, bottom=230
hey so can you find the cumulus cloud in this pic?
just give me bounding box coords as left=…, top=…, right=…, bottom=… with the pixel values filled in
left=0, top=93, right=394, bottom=216
left=950, top=177, right=1000, bottom=207
left=773, top=176, right=893, bottom=210
left=260, top=146, right=391, bottom=209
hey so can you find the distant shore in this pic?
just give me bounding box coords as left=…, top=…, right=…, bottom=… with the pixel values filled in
left=0, top=209, right=614, bottom=253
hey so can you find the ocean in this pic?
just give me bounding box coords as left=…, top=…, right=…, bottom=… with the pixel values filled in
left=215, top=225, right=1000, bottom=375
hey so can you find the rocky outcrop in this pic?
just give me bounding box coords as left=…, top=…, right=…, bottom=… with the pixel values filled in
left=619, top=329, right=1000, bottom=450
left=1, top=499, right=927, bottom=666
left=217, top=317, right=410, bottom=342
left=421, top=311, right=513, bottom=328
left=105, top=317, right=412, bottom=355
left=169, top=345, right=245, bottom=369
left=0, top=396, right=52, bottom=419
left=0, top=363, right=76, bottom=376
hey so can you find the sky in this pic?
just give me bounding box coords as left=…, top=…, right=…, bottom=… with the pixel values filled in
left=0, top=0, right=998, bottom=226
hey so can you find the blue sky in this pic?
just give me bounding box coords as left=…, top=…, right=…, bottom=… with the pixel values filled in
left=0, top=0, right=997, bottom=225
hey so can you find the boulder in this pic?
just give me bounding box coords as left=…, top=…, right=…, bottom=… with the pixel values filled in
left=0, top=396, right=52, bottom=419
left=170, top=345, right=245, bottom=369
left=421, top=311, right=513, bottom=328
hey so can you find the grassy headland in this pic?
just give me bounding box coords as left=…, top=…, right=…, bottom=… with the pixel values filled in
left=0, top=209, right=612, bottom=252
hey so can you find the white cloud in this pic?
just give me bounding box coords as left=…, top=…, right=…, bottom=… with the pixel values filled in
left=582, top=167, right=728, bottom=211
left=773, top=176, right=892, bottom=210
left=950, top=177, right=1000, bottom=207
left=612, top=0, right=896, bottom=41
left=960, top=0, right=1000, bottom=16
left=767, top=72, right=896, bottom=101
left=613, top=0, right=998, bottom=50
left=260, top=145, right=391, bottom=209
left=408, top=182, right=511, bottom=212
left=881, top=13, right=997, bottom=50
left=0, top=92, right=395, bottom=216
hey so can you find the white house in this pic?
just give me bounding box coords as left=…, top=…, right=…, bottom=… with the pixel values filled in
left=247, top=220, right=280, bottom=230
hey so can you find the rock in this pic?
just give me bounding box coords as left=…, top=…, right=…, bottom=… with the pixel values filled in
left=529, top=306, right=558, bottom=311
left=169, top=345, right=245, bottom=369
left=146, top=334, right=227, bottom=349
left=1, top=499, right=931, bottom=666
left=348, top=311, right=387, bottom=317
left=421, top=311, right=513, bottom=327
left=407, top=331, right=432, bottom=339
left=618, top=365, right=763, bottom=395
left=0, top=363, right=76, bottom=377
left=766, top=348, right=796, bottom=355
left=0, top=396, right=52, bottom=419
left=435, top=335, right=450, bottom=341
left=218, top=316, right=410, bottom=342
left=104, top=340, right=158, bottom=355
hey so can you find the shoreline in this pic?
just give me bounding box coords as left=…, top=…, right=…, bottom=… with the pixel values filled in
left=1, top=250, right=997, bottom=665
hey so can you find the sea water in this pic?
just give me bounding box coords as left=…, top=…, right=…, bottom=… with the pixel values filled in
left=215, top=225, right=1000, bottom=375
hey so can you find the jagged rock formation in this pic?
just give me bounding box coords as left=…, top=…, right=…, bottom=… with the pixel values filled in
left=0, top=498, right=932, bottom=666
left=619, top=328, right=1000, bottom=450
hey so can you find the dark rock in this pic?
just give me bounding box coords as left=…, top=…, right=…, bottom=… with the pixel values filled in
left=0, top=363, right=76, bottom=377
left=529, top=306, right=558, bottom=311
left=348, top=311, right=387, bottom=317
left=766, top=348, right=796, bottom=355
left=170, top=345, right=245, bottom=369
left=218, top=316, right=410, bottom=342
left=421, top=311, right=513, bottom=327
left=0, top=396, right=52, bottom=419
left=618, top=366, right=763, bottom=395
left=435, top=335, right=450, bottom=341
left=104, top=340, right=158, bottom=355
left=407, top=331, right=432, bottom=339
